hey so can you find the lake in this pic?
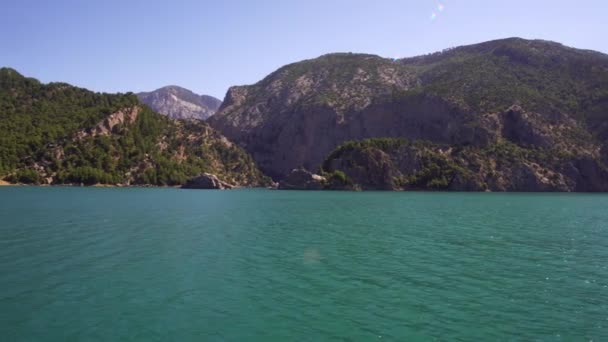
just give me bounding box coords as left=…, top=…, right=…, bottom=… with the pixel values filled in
left=0, top=187, right=607, bottom=340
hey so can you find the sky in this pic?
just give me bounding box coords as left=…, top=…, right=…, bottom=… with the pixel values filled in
left=1, top=0, right=607, bottom=99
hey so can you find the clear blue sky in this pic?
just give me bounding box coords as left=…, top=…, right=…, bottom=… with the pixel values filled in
left=2, top=0, right=606, bottom=99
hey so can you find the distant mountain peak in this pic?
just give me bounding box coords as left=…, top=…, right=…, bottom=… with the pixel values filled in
left=137, top=86, right=221, bottom=120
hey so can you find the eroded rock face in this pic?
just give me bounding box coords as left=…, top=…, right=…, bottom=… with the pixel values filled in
left=181, top=173, right=234, bottom=190
left=208, top=54, right=422, bottom=179
left=278, top=169, right=326, bottom=190
left=76, top=107, right=140, bottom=139
left=477, top=105, right=593, bottom=152
left=212, top=83, right=598, bottom=182
left=563, top=158, right=608, bottom=192
left=211, top=87, right=472, bottom=179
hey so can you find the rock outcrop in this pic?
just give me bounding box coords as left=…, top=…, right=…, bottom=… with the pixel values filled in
left=181, top=173, right=235, bottom=189
left=76, top=107, right=140, bottom=139
left=278, top=169, right=326, bottom=190
left=138, top=86, right=221, bottom=120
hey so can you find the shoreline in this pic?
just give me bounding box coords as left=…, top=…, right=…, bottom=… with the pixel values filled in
left=1, top=182, right=607, bottom=193
left=0, top=183, right=182, bottom=188
left=0, top=182, right=257, bottom=189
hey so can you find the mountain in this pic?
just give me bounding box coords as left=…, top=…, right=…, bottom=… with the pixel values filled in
left=137, top=86, right=221, bottom=120
left=0, top=68, right=268, bottom=186
left=208, top=38, right=608, bottom=190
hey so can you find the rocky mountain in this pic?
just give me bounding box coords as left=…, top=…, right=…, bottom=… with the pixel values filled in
left=208, top=38, right=608, bottom=190
left=137, top=86, right=221, bottom=120
left=0, top=68, right=268, bottom=186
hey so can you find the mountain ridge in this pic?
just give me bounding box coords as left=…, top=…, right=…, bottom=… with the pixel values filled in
left=3, top=37, right=608, bottom=191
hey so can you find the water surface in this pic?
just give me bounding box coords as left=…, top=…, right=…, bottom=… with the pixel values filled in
left=0, top=187, right=607, bottom=340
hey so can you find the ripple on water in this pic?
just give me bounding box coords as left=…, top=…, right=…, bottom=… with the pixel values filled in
left=0, top=188, right=607, bottom=340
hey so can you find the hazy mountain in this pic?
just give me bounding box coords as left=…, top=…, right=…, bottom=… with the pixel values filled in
left=208, top=38, right=608, bottom=191
left=137, top=86, right=222, bottom=120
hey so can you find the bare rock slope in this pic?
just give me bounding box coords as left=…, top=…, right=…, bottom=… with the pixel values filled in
left=138, top=86, right=221, bottom=120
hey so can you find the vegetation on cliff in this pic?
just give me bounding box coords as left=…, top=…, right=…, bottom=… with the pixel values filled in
left=321, top=137, right=608, bottom=191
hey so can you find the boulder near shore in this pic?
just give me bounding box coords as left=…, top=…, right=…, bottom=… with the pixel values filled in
left=181, top=173, right=234, bottom=190
left=278, top=169, right=326, bottom=190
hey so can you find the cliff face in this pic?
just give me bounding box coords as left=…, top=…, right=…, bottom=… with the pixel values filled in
left=208, top=38, right=608, bottom=189
left=75, top=107, right=140, bottom=139
left=137, top=86, right=221, bottom=120
left=208, top=54, right=423, bottom=178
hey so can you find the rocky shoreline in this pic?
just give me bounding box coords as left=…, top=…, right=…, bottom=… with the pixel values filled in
left=181, top=173, right=235, bottom=190
left=0, top=173, right=255, bottom=190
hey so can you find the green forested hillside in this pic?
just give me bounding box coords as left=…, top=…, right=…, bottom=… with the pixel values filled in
left=401, top=38, right=608, bottom=122
left=0, top=68, right=136, bottom=175
left=0, top=68, right=269, bottom=186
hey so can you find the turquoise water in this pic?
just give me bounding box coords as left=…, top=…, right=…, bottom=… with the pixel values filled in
left=0, top=187, right=607, bottom=341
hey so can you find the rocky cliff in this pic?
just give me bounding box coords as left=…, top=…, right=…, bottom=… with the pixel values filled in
left=137, top=86, right=221, bottom=120
left=208, top=38, right=608, bottom=191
